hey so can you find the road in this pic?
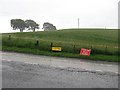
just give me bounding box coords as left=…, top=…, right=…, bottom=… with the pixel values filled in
left=1, top=51, right=119, bottom=88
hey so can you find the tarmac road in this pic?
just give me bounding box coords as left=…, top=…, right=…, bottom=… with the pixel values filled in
left=1, top=51, right=119, bottom=88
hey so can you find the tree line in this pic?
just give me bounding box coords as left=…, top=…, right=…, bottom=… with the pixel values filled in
left=10, top=19, right=57, bottom=32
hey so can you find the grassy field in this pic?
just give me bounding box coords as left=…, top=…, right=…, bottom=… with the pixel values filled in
left=2, top=29, right=119, bottom=62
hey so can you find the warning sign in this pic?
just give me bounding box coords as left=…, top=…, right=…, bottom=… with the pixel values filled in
left=80, top=48, right=91, bottom=56
left=52, top=47, right=62, bottom=51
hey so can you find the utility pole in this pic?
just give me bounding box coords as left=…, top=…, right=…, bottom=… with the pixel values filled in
left=118, top=1, right=120, bottom=29
left=78, top=18, right=79, bottom=29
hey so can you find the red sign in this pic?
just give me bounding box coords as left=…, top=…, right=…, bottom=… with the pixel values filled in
left=80, top=48, right=91, bottom=56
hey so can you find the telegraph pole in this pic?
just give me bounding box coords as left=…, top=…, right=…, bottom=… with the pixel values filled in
left=78, top=18, right=79, bottom=29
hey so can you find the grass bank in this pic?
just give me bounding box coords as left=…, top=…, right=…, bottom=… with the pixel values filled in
left=2, top=29, right=119, bottom=62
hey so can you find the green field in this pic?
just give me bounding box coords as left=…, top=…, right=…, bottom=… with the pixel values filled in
left=2, top=29, right=119, bottom=62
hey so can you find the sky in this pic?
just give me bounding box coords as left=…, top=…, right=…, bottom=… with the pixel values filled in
left=0, top=0, right=119, bottom=33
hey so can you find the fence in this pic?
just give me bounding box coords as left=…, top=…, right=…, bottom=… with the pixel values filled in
left=2, top=35, right=119, bottom=55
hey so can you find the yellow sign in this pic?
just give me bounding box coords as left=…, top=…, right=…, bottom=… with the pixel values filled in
left=52, top=47, right=62, bottom=51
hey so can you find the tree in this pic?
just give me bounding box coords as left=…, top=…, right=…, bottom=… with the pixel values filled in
left=11, top=19, right=26, bottom=32
left=43, top=22, right=57, bottom=31
left=25, top=20, right=39, bottom=32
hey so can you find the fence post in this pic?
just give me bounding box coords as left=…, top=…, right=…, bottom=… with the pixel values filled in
left=73, top=45, right=75, bottom=53
left=90, top=45, right=92, bottom=54
left=50, top=42, right=53, bottom=51
left=105, top=46, right=108, bottom=54
left=8, top=35, right=11, bottom=40
left=35, top=40, right=39, bottom=46
left=51, top=42, right=53, bottom=47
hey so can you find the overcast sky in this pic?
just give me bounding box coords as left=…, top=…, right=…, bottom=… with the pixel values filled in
left=0, top=0, right=119, bottom=33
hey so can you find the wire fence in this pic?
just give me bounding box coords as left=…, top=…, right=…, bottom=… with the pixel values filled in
left=2, top=35, right=119, bottom=55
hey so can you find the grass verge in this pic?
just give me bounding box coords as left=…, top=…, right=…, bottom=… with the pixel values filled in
left=2, top=46, right=119, bottom=62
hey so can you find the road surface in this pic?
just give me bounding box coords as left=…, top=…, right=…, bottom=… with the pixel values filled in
left=1, top=51, right=119, bottom=88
